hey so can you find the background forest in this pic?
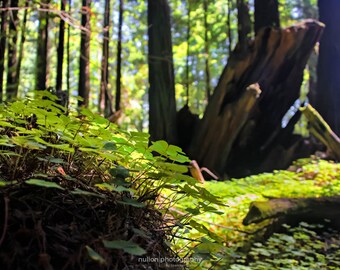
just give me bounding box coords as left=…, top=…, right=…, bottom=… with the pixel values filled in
left=2, top=0, right=338, bottom=179
left=1, top=0, right=340, bottom=269
left=0, top=0, right=319, bottom=124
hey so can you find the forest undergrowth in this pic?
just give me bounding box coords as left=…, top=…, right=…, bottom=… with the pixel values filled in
left=0, top=93, right=339, bottom=269
left=174, top=158, right=340, bottom=269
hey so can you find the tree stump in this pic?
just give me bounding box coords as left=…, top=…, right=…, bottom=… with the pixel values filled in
left=188, top=20, right=324, bottom=177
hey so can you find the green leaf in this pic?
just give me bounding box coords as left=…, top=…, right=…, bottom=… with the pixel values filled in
left=10, top=136, right=47, bottom=150
left=114, top=185, right=135, bottom=193
left=0, top=121, right=15, bottom=128
left=103, top=142, right=116, bottom=151
left=155, top=161, right=188, bottom=173
left=49, top=158, right=65, bottom=164
left=26, top=179, right=64, bottom=190
left=189, top=220, right=223, bottom=242
left=34, top=90, right=59, bottom=101
left=80, top=107, right=95, bottom=119
left=102, top=240, right=146, bottom=256
left=0, top=181, right=9, bottom=187
left=185, top=207, right=201, bottom=215
left=109, top=166, right=130, bottom=179
left=117, top=197, right=145, bottom=208
left=85, top=246, right=106, bottom=265
left=95, top=183, right=114, bottom=191
left=34, top=137, right=74, bottom=152
left=71, top=188, right=105, bottom=198
left=149, top=140, right=168, bottom=155
left=132, top=227, right=150, bottom=239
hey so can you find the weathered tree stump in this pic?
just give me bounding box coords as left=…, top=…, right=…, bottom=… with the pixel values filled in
left=188, top=20, right=324, bottom=177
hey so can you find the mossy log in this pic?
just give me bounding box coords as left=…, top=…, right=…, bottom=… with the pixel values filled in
left=301, top=104, right=340, bottom=160
left=243, top=196, right=340, bottom=228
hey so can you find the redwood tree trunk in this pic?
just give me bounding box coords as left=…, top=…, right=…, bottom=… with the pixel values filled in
left=15, top=0, right=29, bottom=94
left=148, top=0, right=177, bottom=144
left=56, top=0, right=66, bottom=92
left=188, top=21, right=324, bottom=177
left=78, top=0, right=91, bottom=107
left=66, top=0, right=71, bottom=96
left=236, top=0, right=251, bottom=51
left=203, top=0, right=211, bottom=101
left=254, top=0, right=280, bottom=34
left=115, top=0, right=123, bottom=113
left=313, top=0, right=340, bottom=136
left=0, top=0, right=9, bottom=101
left=99, top=0, right=113, bottom=117
left=35, top=0, right=50, bottom=90
left=6, top=0, right=19, bottom=100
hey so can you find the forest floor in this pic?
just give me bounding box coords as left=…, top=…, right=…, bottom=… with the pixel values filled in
left=173, top=157, right=340, bottom=269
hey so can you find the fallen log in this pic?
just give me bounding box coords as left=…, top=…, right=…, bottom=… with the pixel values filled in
left=243, top=196, right=340, bottom=229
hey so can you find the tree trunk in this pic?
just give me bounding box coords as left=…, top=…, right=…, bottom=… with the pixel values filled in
left=115, top=0, right=123, bottom=113
left=236, top=0, right=251, bottom=51
left=243, top=196, right=340, bottom=229
left=35, top=0, right=50, bottom=90
left=78, top=0, right=91, bottom=107
left=203, top=0, right=211, bottom=101
left=312, top=0, right=340, bottom=136
left=6, top=0, right=19, bottom=100
left=56, top=0, right=66, bottom=92
left=98, top=0, right=113, bottom=117
left=188, top=21, right=324, bottom=177
left=185, top=0, right=190, bottom=105
left=148, top=0, right=177, bottom=144
left=66, top=0, right=71, bottom=99
left=0, top=0, right=9, bottom=101
left=254, top=0, right=280, bottom=34
left=226, top=0, right=232, bottom=55
left=15, top=0, right=29, bottom=95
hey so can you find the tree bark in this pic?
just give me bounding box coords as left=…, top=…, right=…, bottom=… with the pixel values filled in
left=236, top=0, right=251, bottom=52
left=15, top=0, right=29, bottom=95
left=115, top=0, right=123, bottom=113
left=35, top=0, right=50, bottom=90
left=99, top=0, right=113, bottom=117
left=66, top=0, right=71, bottom=99
left=0, top=0, right=9, bottom=101
left=78, top=0, right=91, bottom=107
left=226, top=0, right=232, bottom=55
left=188, top=21, right=324, bottom=177
left=148, top=0, right=177, bottom=144
left=56, top=0, right=66, bottom=92
left=254, top=0, right=280, bottom=34
left=203, top=0, right=211, bottom=101
left=185, top=0, right=190, bottom=106
left=312, top=0, right=340, bottom=136
left=5, top=0, right=19, bottom=100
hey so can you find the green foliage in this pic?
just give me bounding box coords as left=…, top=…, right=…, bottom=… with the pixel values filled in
left=0, top=92, right=226, bottom=265
left=103, top=240, right=147, bottom=256
left=173, top=157, right=340, bottom=269
left=232, top=223, right=340, bottom=270
left=85, top=246, right=106, bottom=265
